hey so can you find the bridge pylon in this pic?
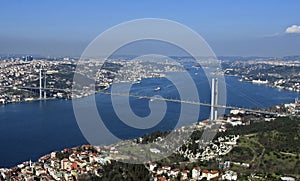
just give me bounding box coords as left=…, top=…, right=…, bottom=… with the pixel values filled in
left=210, top=78, right=218, bottom=121
left=39, top=69, right=47, bottom=100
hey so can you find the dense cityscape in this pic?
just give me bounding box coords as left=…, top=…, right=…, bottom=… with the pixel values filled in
left=1, top=56, right=300, bottom=105
left=0, top=56, right=184, bottom=104
left=221, top=56, right=300, bottom=92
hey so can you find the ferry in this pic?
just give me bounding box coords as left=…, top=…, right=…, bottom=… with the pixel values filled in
left=252, top=79, right=268, bottom=84
left=154, top=87, right=161, bottom=91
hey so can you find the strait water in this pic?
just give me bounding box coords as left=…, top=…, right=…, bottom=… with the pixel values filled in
left=0, top=69, right=299, bottom=167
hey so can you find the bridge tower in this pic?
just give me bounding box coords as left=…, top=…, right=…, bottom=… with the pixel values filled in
left=210, top=78, right=218, bottom=120
left=39, top=69, right=42, bottom=99
left=39, top=69, right=47, bottom=99
left=44, top=71, right=47, bottom=99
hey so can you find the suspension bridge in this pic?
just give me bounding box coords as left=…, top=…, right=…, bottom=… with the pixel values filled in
left=1, top=78, right=294, bottom=118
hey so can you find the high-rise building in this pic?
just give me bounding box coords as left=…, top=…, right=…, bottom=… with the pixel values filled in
left=22, top=55, right=33, bottom=61
left=26, top=55, right=33, bottom=61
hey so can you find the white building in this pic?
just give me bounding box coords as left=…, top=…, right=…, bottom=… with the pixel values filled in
left=192, top=167, right=201, bottom=179
left=222, top=170, right=237, bottom=180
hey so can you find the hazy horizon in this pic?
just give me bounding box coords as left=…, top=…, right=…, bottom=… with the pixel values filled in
left=1, top=0, right=300, bottom=57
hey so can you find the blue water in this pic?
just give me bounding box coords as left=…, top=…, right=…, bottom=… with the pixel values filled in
left=0, top=70, right=299, bottom=167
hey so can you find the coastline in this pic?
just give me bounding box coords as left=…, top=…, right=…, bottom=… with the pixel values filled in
left=0, top=72, right=299, bottom=169
left=1, top=102, right=299, bottom=180
left=224, top=74, right=300, bottom=93
left=0, top=73, right=169, bottom=106
left=1, top=96, right=299, bottom=169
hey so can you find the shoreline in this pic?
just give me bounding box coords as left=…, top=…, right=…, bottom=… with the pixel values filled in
left=1, top=73, right=299, bottom=106
left=226, top=74, right=300, bottom=93
left=1, top=98, right=299, bottom=169
left=1, top=106, right=299, bottom=181
left=0, top=73, right=169, bottom=106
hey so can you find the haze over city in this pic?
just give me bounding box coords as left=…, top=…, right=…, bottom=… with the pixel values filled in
left=1, top=0, right=300, bottom=57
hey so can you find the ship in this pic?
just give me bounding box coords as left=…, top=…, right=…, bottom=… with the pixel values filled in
left=154, top=87, right=161, bottom=91
left=252, top=79, right=268, bottom=84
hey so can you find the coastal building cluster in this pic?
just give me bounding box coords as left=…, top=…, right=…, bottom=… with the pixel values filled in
left=0, top=58, right=75, bottom=103
left=0, top=57, right=183, bottom=104
left=110, top=59, right=183, bottom=83
left=73, top=58, right=183, bottom=98
left=282, top=99, right=300, bottom=114
left=0, top=145, right=110, bottom=180
left=221, top=59, right=300, bottom=92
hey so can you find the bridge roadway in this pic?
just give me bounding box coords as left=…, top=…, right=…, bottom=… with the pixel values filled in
left=2, top=85, right=291, bottom=116
left=100, top=91, right=282, bottom=116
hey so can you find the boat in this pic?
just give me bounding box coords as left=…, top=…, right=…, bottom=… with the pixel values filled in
left=154, top=87, right=161, bottom=91
left=252, top=79, right=268, bottom=84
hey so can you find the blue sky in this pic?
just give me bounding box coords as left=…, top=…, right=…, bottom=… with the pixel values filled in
left=1, top=0, right=300, bottom=57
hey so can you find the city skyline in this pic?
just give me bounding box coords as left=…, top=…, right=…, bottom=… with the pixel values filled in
left=1, top=0, right=300, bottom=57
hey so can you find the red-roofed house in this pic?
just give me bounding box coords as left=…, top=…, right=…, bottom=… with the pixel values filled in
left=170, top=168, right=180, bottom=177
left=208, top=170, right=219, bottom=180
left=181, top=170, right=190, bottom=180
left=202, top=169, right=209, bottom=178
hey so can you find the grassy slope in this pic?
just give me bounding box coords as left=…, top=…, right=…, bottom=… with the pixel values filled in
left=221, top=117, right=300, bottom=178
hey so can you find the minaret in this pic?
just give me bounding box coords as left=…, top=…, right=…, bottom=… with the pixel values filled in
left=29, top=159, right=33, bottom=172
